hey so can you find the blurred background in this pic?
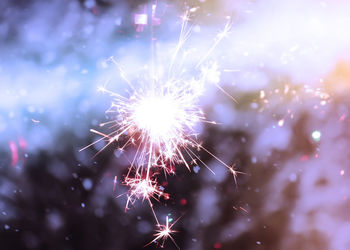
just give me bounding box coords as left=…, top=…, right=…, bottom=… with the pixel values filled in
left=1, top=0, right=350, bottom=249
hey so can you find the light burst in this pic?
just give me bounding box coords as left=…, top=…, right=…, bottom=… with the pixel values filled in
left=101, top=72, right=207, bottom=174
left=124, top=175, right=164, bottom=210
left=145, top=215, right=181, bottom=249
left=81, top=11, right=238, bottom=248
left=123, top=174, right=166, bottom=225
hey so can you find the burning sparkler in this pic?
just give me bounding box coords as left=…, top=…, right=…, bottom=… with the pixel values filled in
left=81, top=10, right=237, bottom=248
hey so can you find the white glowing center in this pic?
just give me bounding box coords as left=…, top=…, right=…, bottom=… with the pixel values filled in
left=134, top=95, right=179, bottom=139
left=137, top=180, right=154, bottom=197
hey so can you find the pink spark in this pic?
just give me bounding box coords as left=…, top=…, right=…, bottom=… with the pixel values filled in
left=113, top=176, right=118, bottom=192
left=9, top=141, right=18, bottom=167
left=145, top=216, right=181, bottom=249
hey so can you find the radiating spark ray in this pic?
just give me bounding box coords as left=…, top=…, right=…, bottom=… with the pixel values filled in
left=188, top=138, right=236, bottom=176
left=214, top=82, right=238, bottom=104
left=196, top=20, right=232, bottom=68
left=126, top=140, right=143, bottom=173
left=175, top=146, right=191, bottom=171
left=148, top=198, right=160, bottom=226
left=186, top=147, right=215, bottom=175
left=98, top=86, right=129, bottom=101
left=79, top=128, right=121, bottom=152
left=109, top=57, right=135, bottom=90
left=79, top=130, right=110, bottom=152
left=146, top=144, right=153, bottom=180
left=99, top=120, right=117, bottom=127
left=169, top=11, right=192, bottom=75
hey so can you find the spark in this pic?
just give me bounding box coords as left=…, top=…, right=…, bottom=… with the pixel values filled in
left=228, top=164, right=244, bottom=187
left=31, top=118, right=40, bottom=123
left=201, top=62, right=238, bottom=103
left=113, top=176, right=117, bottom=192
left=124, top=175, right=164, bottom=210
left=123, top=173, right=167, bottom=225
left=196, top=19, right=232, bottom=68
left=145, top=216, right=181, bottom=249
left=240, top=206, right=248, bottom=213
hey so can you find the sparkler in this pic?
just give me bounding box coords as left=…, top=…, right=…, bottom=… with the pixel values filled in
left=81, top=10, right=237, bottom=248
